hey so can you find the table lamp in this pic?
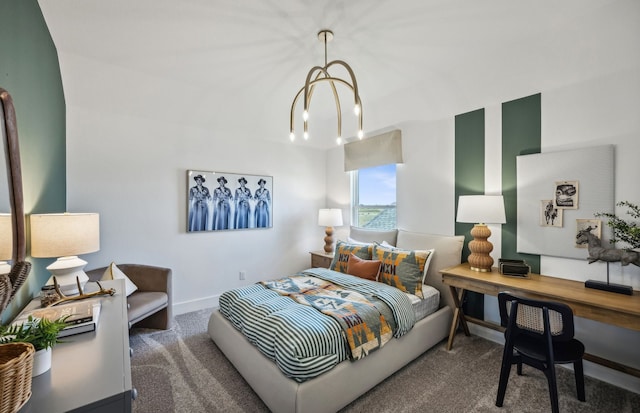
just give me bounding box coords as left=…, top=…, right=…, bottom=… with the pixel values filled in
left=30, top=213, right=100, bottom=295
left=456, top=195, right=506, bottom=272
left=318, top=208, right=343, bottom=253
left=0, top=214, right=12, bottom=275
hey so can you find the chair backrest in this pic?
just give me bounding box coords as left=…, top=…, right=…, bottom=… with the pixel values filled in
left=498, top=292, right=575, bottom=342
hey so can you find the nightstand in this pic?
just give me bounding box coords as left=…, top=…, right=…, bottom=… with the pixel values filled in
left=309, top=250, right=334, bottom=268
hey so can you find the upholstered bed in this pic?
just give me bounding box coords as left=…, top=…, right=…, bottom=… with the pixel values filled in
left=208, top=228, right=464, bottom=413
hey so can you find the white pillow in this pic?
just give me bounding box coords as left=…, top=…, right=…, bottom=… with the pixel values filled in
left=101, top=263, right=138, bottom=296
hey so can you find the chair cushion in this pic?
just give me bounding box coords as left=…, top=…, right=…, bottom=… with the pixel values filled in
left=127, top=291, right=168, bottom=324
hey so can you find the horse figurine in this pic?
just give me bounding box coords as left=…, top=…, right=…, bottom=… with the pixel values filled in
left=575, top=228, right=640, bottom=267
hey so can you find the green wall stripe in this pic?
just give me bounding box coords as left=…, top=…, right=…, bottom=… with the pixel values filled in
left=501, top=94, right=541, bottom=274
left=0, top=0, right=66, bottom=322
left=455, top=108, right=485, bottom=319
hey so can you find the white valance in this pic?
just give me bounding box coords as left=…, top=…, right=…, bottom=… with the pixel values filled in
left=343, top=129, right=403, bottom=172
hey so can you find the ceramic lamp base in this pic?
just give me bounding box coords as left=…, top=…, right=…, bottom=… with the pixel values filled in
left=323, top=226, right=335, bottom=253
left=468, top=224, right=494, bottom=272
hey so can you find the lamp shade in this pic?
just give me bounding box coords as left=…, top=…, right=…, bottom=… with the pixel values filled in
left=456, top=195, right=506, bottom=224
left=30, top=213, right=100, bottom=258
left=0, top=213, right=12, bottom=261
left=318, top=209, right=343, bottom=227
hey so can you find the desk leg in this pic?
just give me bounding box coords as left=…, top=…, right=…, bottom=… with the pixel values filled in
left=447, top=286, right=470, bottom=351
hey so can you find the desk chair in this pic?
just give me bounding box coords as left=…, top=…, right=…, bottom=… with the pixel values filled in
left=496, top=292, right=585, bottom=413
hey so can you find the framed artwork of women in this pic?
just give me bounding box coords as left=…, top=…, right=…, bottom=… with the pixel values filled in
left=187, top=170, right=273, bottom=232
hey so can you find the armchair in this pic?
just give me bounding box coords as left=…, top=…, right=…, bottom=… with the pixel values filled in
left=87, top=264, right=173, bottom=330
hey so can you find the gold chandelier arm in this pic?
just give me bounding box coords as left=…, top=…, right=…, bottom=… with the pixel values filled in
left=326, top=60, right=361, bottom=108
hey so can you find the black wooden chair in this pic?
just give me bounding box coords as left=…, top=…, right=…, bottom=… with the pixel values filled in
left=496, top=292, right=586, bottom=413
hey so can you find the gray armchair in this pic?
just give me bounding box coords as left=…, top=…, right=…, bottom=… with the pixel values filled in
left=86, top=264, right=173, bottom=330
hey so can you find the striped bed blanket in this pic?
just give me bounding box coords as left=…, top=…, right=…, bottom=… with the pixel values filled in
left=218, top=268, right=416, bottom=382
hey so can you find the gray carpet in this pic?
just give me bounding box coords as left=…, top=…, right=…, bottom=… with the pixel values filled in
left=130, top=308, right=640, bottom=413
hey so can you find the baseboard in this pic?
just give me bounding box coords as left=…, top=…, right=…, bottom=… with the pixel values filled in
left=173, top=294, right=220, bottom=316
left=468, top=324, right=640, bottom=395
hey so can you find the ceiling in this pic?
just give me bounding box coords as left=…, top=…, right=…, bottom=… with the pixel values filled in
left=38, top=0, right=639, bottom=149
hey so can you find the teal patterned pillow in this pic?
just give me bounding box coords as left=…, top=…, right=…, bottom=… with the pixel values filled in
left=372, top=243, right=433, bottom=298
left=329, top=240, right=373, bottom=273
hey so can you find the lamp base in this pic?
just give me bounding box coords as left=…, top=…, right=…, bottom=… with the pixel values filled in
left=324, top=226, right=335, bottom=254
left=584, top=280, right=633, bottom=295
left=45, top=256, right=90, bottom=295
left=468, top=224, right=494, bottom=272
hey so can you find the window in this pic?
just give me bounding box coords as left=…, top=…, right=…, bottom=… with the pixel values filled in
left=351, top=164, right=396, bottom=230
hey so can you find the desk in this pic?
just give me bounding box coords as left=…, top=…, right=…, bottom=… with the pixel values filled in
left=20, top=280, right=133, bottom=412
left=440, top=263, right=640, bottom=378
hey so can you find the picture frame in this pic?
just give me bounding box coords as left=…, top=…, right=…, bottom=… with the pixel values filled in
left=187, top=170, right=273, bottom=232
left=575, top=219, right=601, bottom=248
left=539, top=200, right=563, bottom=227
left=554, top=180, right=579, bottom=209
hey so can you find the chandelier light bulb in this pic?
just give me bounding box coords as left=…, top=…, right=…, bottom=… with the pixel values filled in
left=302, top=110, right=309, bottom=121
left=354, top=104, right=360, bottom=116
left=303, top=131, right=309, bottom=140
left=289, top=132, right=295, bottom=142
left=336, top=136, right=342, bottom=145
left=358, top=130, right=364, bottom=139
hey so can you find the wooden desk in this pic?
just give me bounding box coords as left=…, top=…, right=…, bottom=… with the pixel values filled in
left=441, top=263, right=640, bottom=378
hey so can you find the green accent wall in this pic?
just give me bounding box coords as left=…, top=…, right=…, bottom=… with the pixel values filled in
left=0, top=0, right=66, bottom=322
left=501, top=94, right=541, bottom=274
left=455, top=108, right=485, bottom=319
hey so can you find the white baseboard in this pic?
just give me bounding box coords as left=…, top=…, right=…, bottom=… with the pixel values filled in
left=468, top=324, right=640, bottom=395
left=173, top=294, right=220, bottom=316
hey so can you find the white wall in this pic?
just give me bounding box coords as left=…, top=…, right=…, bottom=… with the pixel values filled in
left=66, top=103, right=327, bottom=314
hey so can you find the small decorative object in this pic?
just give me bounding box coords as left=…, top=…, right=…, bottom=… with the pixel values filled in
left=498, top=258, right=531, bottom=278
left=595, top=201, right=640, bottom=249
left=39, top=285, right=60, bottom=307
left=575, top=219, right=602, bottom=248
left=187, top=170, right=273, bottom=232
left=47, top=277, right=114, bottom=307
left=554, top=180, right=579, bottom=209
left=456, top=195, right=507, bottom=272
left=318, top=209, right=343, bottom=253
left=575, top=228, right=637, bottom=295
left=0, top=342, right=34, bottom=412
left=0, top=315, right=69, bottom=376
left=539, top=200, right=563, bottom=227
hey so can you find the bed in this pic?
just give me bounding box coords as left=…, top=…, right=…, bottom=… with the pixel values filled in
left=208, top=228, right=464, bottom=413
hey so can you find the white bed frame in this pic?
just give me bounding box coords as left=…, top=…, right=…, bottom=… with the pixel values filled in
left=208, top=230, right=464, bottom=413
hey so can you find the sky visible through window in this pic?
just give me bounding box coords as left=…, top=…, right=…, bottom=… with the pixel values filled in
left=358, top=164, right=396, bottom=205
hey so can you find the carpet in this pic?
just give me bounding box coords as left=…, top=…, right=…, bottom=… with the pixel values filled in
left=130, top=308, right=640, bottom=413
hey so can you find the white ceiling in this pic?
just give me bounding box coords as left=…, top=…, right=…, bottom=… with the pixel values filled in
left=38, top=0, right=639, bottom=149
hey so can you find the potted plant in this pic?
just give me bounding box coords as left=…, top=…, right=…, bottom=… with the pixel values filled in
left=595, top=201, right=640, bottom=249
left=0, top=314, right=69, bottom=376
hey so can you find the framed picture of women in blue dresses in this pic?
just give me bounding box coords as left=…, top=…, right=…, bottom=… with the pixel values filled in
left=187, top=170, right=273, bottom=232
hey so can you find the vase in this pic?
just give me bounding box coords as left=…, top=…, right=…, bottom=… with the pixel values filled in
left=32, top=347, right=52, bottom=376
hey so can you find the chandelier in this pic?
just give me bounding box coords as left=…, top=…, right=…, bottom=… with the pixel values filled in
left=289, top=30, right=363, bottom=145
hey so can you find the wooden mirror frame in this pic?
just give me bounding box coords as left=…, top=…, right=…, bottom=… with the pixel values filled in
left=0, top=87, right=30, bottom=312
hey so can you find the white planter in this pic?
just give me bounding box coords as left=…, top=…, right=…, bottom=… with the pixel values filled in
left=32, top=348, right=52, bottom=376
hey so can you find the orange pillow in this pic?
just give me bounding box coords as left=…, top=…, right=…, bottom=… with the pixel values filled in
left=346, top=253, right=381, bottom=281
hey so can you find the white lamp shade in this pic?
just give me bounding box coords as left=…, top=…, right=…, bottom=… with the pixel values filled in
left=0, top=213, right=12, bottom=261
left=318, top=208, right=343, bottom=227
left=456, top=195, right=506, bottom=224
left=30, top=213, right=100, bottom=258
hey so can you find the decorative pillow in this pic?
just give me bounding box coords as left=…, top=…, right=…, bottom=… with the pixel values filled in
left=101, top=262, right=138, bottom=296
left=346, top=253, right=381, bottom=281
left=372, top=244, right=433, bottom=298
left=329, top=240, right=373, bottom=273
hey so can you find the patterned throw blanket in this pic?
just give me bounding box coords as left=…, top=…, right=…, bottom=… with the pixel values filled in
left=262, top=275, right=392, bottom=360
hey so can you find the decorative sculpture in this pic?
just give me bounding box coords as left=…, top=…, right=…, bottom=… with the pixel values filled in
left=575, top=228, right=640, bottom=267
left=47, top=276, right=115, bottom=307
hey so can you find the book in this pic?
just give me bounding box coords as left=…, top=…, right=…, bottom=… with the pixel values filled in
left=57, top=304, right=101, bottom=338
left=30, top=300, right=97, bottom=326
left=12, top=299, right=102, bottom=338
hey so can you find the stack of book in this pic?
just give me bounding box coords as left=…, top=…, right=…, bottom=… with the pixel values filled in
left=14, top=299, right=101, bottom=338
